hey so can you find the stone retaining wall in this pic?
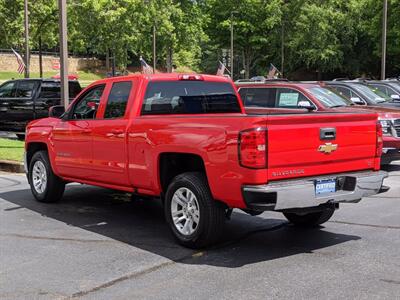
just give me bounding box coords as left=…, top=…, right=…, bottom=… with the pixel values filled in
left=0, top=53, right=104, bottom=73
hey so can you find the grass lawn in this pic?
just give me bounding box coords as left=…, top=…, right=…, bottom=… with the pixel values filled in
left=0, top=138, right=24, bottom=162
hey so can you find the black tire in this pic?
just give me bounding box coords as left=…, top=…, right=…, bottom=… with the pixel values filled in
left=164, top=172, right=225, bottom=249
left=29, top=150, right=65, bottom=203
left=283, top=208, right=335, bottom=227
left=16, top=134, right=25, bottom=141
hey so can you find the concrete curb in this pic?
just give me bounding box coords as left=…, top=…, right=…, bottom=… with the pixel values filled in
left=0, top=160, right=24, bottom=173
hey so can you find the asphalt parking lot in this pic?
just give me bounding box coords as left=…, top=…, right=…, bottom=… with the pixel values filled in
left=0, top=164, right=399, bottom=300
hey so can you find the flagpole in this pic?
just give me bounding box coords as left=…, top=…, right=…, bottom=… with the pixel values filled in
left=381, top=0, right=388, bottom=80
left=24, top=0, right=30, bottom=78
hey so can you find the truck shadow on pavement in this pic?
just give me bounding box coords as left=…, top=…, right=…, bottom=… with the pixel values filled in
left=0, top=185, right=361, bottom=268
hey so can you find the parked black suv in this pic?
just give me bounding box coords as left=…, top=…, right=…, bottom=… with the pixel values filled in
left=0, top=79, right=81, bottom=139
left=324, top=81, right=400, bottom=109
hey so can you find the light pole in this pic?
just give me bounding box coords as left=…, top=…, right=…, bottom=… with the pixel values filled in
left=24, top=0, right=30, bottom=78
left=381, top=0, right=388, bottom=80
left=58, top=0, right=69, bottom=110
left=230, top=12, right=234, bottom=80
left=153, top=24, right=156, bottom=73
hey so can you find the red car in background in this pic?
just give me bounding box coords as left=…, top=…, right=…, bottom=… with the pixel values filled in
left=236, top=80, right=400, bottom=165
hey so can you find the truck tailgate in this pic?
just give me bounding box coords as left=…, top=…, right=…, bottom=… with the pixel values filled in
left=266, top=112, right=379, bottom=181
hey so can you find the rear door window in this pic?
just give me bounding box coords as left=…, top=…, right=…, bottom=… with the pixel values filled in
left=238, top=87, right=276, bottom=107
left=39, top=82, right=60, bottom=99
left=15, top=81, right=37, bottom=98
left=0, top=81, right=16, bottom=98
left=142, top=81, right=241, bottom=115
left=104, top=81, right=132, bottom=119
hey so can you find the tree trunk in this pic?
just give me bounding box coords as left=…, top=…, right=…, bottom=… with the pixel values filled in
left=106, top=48, right=110, bottom=71
left=166, top=47, right=173, bottom=73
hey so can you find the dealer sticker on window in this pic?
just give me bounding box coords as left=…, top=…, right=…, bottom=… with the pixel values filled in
left=315, top=179, right=336, bottom=195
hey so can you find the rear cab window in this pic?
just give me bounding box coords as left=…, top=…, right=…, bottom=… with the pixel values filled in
left=141, top=81, right=241, bottom=115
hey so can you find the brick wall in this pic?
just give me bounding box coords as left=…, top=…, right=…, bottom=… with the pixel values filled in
left=0, top=53, right=104, bottom=73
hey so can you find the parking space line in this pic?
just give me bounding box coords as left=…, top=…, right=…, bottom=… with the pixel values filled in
left=329, top=220, right=400, bottom=230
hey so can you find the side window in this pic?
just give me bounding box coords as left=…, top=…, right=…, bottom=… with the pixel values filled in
left=71, top=85, right=105, bottom=120
left=276, top=88, right=312, bottom=108
left=0, top=81, right=16, bottom=98
left=15, top=81, right=36, bottom=98
left=238, top=87, right=276, bottom=107
left=39, top=82, right=60, bottom=99
left=334, top=86, right=351, bottom=99
left=104, top=81, right=132, bottom=119
left=370, top=85, right=387, bottom=95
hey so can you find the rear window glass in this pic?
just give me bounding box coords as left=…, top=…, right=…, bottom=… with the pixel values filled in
left=142, top=81, right=241, bottom=115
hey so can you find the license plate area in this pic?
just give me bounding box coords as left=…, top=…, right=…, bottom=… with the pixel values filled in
left=315, top=179, right=336, bottom=196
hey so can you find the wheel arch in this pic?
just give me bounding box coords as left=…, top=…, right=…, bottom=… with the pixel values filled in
left=158, top=152, right=207, bottom=195
left=26, top=142, right=49, bottom=170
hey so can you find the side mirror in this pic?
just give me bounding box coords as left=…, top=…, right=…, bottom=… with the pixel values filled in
left=298, top=101, right=315, bottom=110
left=390, top=94, right=400, bottom=101
left=350, top=97, right=364, bottom=105
left=49, top=105, right=65, bottom=118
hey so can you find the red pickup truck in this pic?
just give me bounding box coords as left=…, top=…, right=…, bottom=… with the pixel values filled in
left=25, top=74, right=387, bottom=248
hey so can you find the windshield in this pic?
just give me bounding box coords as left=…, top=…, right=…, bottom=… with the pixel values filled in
left=306, top=87, right=351, bottom=107
left=351, top=83, right=391, bottom=103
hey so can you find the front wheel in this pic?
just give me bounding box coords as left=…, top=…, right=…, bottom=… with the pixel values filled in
left=164, top=172, right=225, bottom=248
left=29, top=151, right=65, bottom=203
left=283, top=208, right=335, bottom=227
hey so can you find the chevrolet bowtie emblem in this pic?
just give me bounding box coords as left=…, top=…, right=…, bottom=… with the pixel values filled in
left=318, top=143, right=338, bottom=154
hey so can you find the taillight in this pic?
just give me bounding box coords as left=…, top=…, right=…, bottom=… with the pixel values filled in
left=239, top=128, right=267, bottom=169
left=376, top=121, right=383, bottom=157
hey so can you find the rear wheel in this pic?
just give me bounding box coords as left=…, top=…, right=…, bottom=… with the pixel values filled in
left=283, top=208, right=335, bottom=227
left=164, top=172, right=225, bottom=248
left=29, top=151, right=65, bottom=203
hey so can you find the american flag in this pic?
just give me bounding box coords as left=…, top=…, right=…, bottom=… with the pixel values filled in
left=216, top=61, right=226, bottom=76
left=140, top=56, right=154, bottom=75
left=11, top=48, right=26, bottom=74
left=267, top=63, right=280, bottom=79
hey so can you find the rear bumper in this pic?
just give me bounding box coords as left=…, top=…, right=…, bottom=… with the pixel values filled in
left=242, top=171, right=388, bottom=211
left=381, top=148, right=400, bottom=165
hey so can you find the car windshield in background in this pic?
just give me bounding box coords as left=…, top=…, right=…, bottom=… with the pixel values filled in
left=142, top=81, right=241, bottom=115
left=351, top=83, right=391, bottom=103
left=306, top=87, right=351, bottom=107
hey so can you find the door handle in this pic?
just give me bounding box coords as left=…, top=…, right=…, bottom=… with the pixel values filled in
left=320, top=128, right=336, bottom=140
left=82, top=128, right=92, bottom=134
